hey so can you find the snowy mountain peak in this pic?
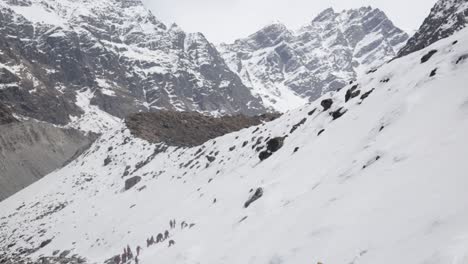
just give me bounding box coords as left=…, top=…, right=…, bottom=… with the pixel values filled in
left=237, top=22, right=292, bottom=50
left=398, top=0, right=468, bottom=57
left=0, top=0, right=266, bottom=131
left=312, top=7, right=337, bottom=22
left=219, top=7, right=408, bottom=112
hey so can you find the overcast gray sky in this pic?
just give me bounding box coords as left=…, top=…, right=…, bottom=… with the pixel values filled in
left=142, top=0, right=438, bottom=44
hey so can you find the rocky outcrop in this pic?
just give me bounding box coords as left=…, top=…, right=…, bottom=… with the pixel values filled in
left=0, top=120, right=95, bottom=201
left=0, top=103, right=17, bottom=125
left=219, top=7, right=408, bottom=111
left=125, top=176, right=142, bottom=191
left=244, top=188, right=264, bottom=208
left=125, top=111, right=279, bottom=147
left=398, top=0, right=468, bottom=57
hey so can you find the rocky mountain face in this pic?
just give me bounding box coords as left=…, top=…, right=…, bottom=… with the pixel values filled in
left=0, top=102, right=17, bottom=125
left=219, top=7, right=409, bottom=111
left=398, top=0, right=468, bottom=57
left=0, top=0, right=266, bottom=132
left=0, top=120, right=95, bottom=201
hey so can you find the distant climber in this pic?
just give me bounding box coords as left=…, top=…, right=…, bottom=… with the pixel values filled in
left=164, top=230, right=169, bottom=240
left=136, top=245, right=141, bottom=256
left=113, top=254, right=121, bottom=264
left=168, top=240, right=175, bottom=247
left=126, top=245, right=133, bottom=259
left=156, top=233, right=163, bottom=243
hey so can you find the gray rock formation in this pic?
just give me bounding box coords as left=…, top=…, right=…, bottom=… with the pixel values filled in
left=219, top=7, right=409, bottom=111
left=0, top=120, right=95, bottom=201
left=398, top=0, right=468, bottom=57
left=0, top=0, right=266, bottom=130
left=125, top=111, right=279, bottom=147
left=0, top=102, right=17, bottom=125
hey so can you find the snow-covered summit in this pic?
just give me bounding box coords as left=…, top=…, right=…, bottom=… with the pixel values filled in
left=218, top=7, right=409, bottom=112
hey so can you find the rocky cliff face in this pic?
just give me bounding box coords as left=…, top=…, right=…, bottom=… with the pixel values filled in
left=0, top=120, right=95, bottom=201
left=0, top=102, right=17, bottom=125
left=398, top=0, right=468, bottom=57
left=219, top=7, right=409, bottom=111
left=0, top=0, right=266, bottom=131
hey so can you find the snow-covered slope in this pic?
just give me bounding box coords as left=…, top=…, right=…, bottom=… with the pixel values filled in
left=0, top=0, right=266, bottom=132
left=2, top=23, right=468, bottom=264
left=218, top=7, right=408, bottom=112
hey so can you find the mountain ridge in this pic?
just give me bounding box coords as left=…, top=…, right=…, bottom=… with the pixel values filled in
left=218, top=6, right=409, bottom=112
left=0, top=0, right=267, bottom=133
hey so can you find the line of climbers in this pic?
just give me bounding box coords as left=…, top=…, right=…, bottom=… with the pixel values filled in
left=112, top=219, right=196, bottom=263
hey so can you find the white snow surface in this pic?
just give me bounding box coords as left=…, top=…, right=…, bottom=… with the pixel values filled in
left=2, top=28, right=468, bottom=264
left=65, top=88, right=121, bottom=134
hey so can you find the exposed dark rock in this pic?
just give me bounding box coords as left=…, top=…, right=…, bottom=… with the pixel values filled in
left=330, top=108, right=348, bottom=120
left=317, top=129, right=325, bottom=136
left=59, top=250, right=71, bottom=258
left=244, top=188, right=264, bottom=208
left=345, top=85, right=361, bottom=102
left=308, top=109, right=317, bottom=116
left=103, top=157, right=112, bottom=166
left=363, top=155, right=381, bottom=169
left=259, top=151, right=272, bottom=161
left=39, top=239, right=52, bottom=248
left=266, top=137, right=285, bottom=152
left=456, top=54, right=468, bottom=64
left=126, top=111, right=279, bottom=147
left=258, top=137, right=285, bottom=161
left=421, top=50, right=438, bottom=63
left=321, top=99, right=333, bottom=111
left=290, top=118, right=307, bottom=133
left=430, top=68, right=438, bottom=77
left=124, top=176, right=142, bottom=191
left=360, top=89, right=375, bottom=101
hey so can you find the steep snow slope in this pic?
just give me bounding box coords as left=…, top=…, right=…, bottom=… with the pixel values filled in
left=219, top=7, right=408, bottom=112
left=2, top=27, right=468, bottom=264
